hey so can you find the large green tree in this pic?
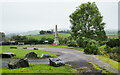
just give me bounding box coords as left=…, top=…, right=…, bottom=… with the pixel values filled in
left=69, top=2, right=107, bottom=41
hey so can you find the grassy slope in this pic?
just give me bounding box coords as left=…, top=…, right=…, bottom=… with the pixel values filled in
left=26, top=33, right=70, bottom=40
left=97, top=44, right=120, bottom=72
left=1, top=47, right=56, bottom=58
left=96, top=55, right=120, bottom=72
left=89, top=62, right=112, bottom=74
left=1, top=64, right=77, bottom=73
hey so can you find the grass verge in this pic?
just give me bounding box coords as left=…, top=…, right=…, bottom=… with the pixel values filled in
left=89, top=62, right=112, bottom=74
left=1, top=64, right=77, bottom=73
left=95, top=55, right=120, bottom=72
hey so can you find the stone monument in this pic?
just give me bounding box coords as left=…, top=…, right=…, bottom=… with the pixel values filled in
left=53, top=25, right=59, bottom=45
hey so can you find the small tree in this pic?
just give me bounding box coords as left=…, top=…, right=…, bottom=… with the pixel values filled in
left=69, top=2, right=107, bottom=41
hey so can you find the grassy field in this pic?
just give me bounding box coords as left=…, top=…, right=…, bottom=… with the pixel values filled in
left=1, top=47, right=56, bottom=58
left=1, top=64, right=77, bottom=73
left=26, top=33, right=70, bottom=40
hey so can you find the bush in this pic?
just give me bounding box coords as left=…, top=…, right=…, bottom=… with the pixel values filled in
left=99, top=41, right=107, bottom=46
left=76, top=37, right=98, bottom=48
left=67, top=40, right=77, bottom=47
left=106, top=39, right=120, bottom=48
left=2, top=41, right=11, bottom=45
left=47, top=38, right=54, bottom=44
left=84, top=40, right=99, bottom=55
left=104, top=46, right=112, bottom=53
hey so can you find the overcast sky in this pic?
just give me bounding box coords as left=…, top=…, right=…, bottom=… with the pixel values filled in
left=0, top=0, right=119, bottom=34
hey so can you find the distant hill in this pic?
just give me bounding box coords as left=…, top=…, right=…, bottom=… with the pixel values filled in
left=19, top=30, right=40, bottom=36
left=6, top=30, right=40, bottom=37
left=5, top=29, right=118, bottom=38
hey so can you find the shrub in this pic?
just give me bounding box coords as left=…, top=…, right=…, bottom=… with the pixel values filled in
left=47, top=38, right=54, bottom=44
left=67, top=40, right=77, bottom=47
left=106, top=39, right=120, bottom=48
left=76, top=37, right=89, bottom=48
left=76, top=37, right=98, bottom=48
left=99, top=41, right=107, bottom=46
left=2, top=41, right=11, bottom=45
left=84, top=40, right=99, bottom=55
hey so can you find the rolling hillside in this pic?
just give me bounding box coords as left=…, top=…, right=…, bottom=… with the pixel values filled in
left=26, top=33, right=71, bottom=40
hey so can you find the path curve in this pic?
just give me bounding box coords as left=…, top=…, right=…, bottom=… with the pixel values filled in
left=2, top=47, right=119, bottom=73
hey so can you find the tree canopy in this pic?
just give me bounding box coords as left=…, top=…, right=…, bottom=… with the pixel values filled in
left=69, top=2, right=107, bottom=41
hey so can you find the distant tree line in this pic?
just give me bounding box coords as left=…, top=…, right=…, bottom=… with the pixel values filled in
left=39, top=30, right=53, bottom=34
left=2, top=35, right=54, bottom=45
left=39, top=30, right=70, bottom=35
left=58, top=30, right=70, bottom=33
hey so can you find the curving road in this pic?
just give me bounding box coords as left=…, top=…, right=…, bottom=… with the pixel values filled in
left=2, top=47, right=119, bottom=73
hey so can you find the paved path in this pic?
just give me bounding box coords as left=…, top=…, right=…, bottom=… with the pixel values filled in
left=2, top=47, right=119, bottom=73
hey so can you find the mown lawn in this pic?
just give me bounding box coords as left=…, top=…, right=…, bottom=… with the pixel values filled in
left=1, top=64, right=77, bottom=73
left=1, top=47, right=56, bottom=58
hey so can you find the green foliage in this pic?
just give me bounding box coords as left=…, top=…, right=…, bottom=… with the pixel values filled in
left=1, top=64, right=77, bottom=73
left=67, top=40, right=77, bottom=47
left=11, top=35, right=27, bottom=42
left=106, top=39, right=120, bottom=48
left=84, top=40, right=99, bottom=55
left=58, top=36, right=68, bottom=45
left=0, top=32, right=5, bottom=41
left=76, top=37, right=90, bottom=48
left=69, top=2, right=107, bottom=41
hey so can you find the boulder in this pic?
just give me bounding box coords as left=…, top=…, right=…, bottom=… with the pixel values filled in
left=34, top=47, right=38, bottom=50
left=10, top=47, right=17, bottom=49
left=0, top=52, right=16, bottom=58
left=41, top=54, right=51, bottom=58
left=25, top=52, right=37, bottom=58
left=23, top=47, right=27, bottom=49
left=8, top=58, right=29, bottom=69
left=49, top=58, right=65, bottom=67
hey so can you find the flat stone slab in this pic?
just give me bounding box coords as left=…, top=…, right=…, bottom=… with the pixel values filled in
left=41, top=54, right=51, bottom=58
left=49, top=58, right=65, bottom=67
left=10, top=47, right=17, bottom=49
left=0, top=52, right=16, bottom=58
left=23, top=47, right=27, bottom=49
left=34, top=47, right=38, bottom=50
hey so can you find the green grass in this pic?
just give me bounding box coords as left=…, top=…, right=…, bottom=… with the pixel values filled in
left=2, top=45, right=84, bottom=52
left=89, top=62, right=112, bottom=74
left=26, top=33, right=70, bottom=40
left=1, top=64, right=77, bottom=73
left=95, top=55, right=120, bottom=72
left=1, top=47, right=56, bottom=58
